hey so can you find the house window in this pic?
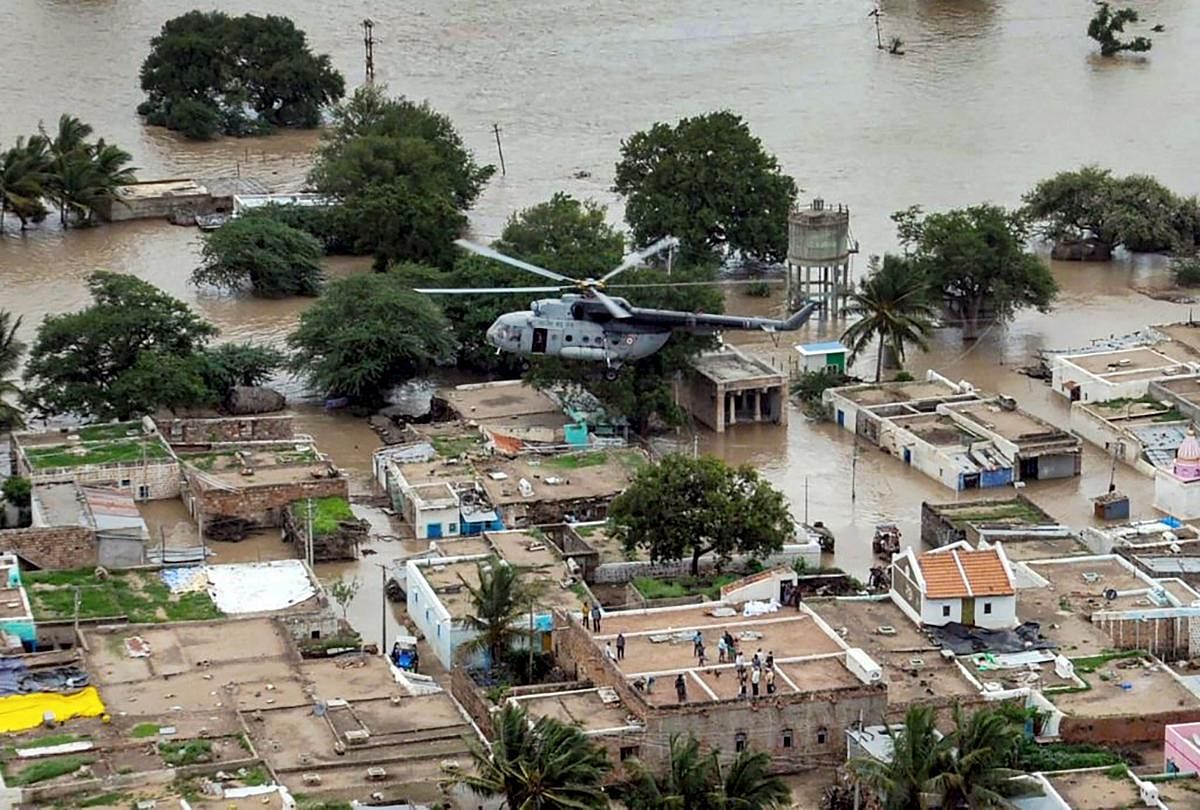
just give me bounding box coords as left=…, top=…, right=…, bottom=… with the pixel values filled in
left=620, top=745, right=639, bottom=762
left=817, top=727, right=828, bottom=745
left=942, top=605, right=951, bottom=618
left=984, top=602, right=993, bottom=615
left=437, top=625, right=442, bottom=637
left=137, top=485, right=150, bottom=500
left=120, top=478, right=131, bottom=488
left=448, top=524, right=457, bottom=533
left=311, top=630, right=320, bottom=640
left=425, top=608, right=430, bottom=621
left=734, top=732, right=747, bottom=753
left=782, top=729, right=794, bottom=749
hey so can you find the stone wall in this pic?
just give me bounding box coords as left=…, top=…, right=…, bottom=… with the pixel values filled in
left=156, top=415, right=294, bottom=446
left=0, top=525, right=96, bottom=570
left=451, top=666, right=496, bottom=738
left=186, top=474, right=348, bottom=526
left=28, top=459, right=181, bottom=501
left=1093, top=614, right=1194, bottom=660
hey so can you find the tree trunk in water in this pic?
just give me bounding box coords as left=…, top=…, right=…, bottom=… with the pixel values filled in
left=962, top=299, right=983, bottom=342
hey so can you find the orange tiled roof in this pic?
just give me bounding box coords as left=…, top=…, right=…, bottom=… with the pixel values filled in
left=917, top=548, right=1013, bottom=599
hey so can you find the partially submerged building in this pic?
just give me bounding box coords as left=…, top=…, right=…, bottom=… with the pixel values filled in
left=1052, top=345, right=1199, bottom=404
left=477, top=449, right=642, bottom=527
left=680, top=346, right=788, bottom=433
left=794, top=341, right=848, bottom=374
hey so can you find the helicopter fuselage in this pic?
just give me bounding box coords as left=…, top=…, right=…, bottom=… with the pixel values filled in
left=486, top=295, right=671, bottom=367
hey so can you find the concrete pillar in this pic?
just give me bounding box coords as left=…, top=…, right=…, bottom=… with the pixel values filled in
left=715, top=384, right=726, bottom=434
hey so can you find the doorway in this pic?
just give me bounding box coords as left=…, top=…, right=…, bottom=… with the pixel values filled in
left=532, top=328, right=548, bottom=354
left=961, top=598, right=975, bottom=626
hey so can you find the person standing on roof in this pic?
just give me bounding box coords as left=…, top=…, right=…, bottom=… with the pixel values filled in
left=675, top=673, right=687, bottom=703
left=616, top=632, right=626, bottom=660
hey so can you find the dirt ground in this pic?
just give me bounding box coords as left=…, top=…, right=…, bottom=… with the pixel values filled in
left=1050, top=658, right=1198, bottom=718
left=1002, top=536, right=1091, bottom=561
left=1047, top=771, right=1144, bottom=809
left=299, top=655, right=401, bottom=703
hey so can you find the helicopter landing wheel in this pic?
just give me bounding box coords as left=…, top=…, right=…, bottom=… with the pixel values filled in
left=603, top=368, right=619, bottom=381
left=520, top=360, right=531, bottom=372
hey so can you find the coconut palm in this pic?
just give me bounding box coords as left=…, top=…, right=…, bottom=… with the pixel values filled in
left=448, top=701, right=611, bottom=809
left=0, top=136, right=50, bottom=230
left=458, top=557, right=528, bottom=670
left=925, top=705, right=1025, bottom=810
left=849, top=705, right=949, bottom=810
left=840, top=254, right=937, bottom=382
left=39, top=115, right=136, bottom=227
left=0, top=311, right=26, bottom=431
left=622, top=734, right=790, bottom=810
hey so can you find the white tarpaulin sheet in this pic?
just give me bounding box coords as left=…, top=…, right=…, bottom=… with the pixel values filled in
left=206, top=560, right=316, bottom=614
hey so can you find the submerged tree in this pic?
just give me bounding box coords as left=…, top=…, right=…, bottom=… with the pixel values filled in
left=841, top=254, right=936, bottom=382
left=138, top=11, right=345, bottom=139
left=0, top=136, right=50, bottom=230
left=194, top=216, right=325, bottom=298
left=1088, top=2, right=1152, bottom=56
left=894, top=204, right=1057, bottom=340
left=287, top=272, right=455, bottom=403
left=614, top=111, right=797, bottom=263
left=609, top=454, right=794, bottom=576
left=447, top=702, right=611, bottom=809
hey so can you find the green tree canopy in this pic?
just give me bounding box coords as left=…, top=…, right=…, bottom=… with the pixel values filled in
left=448, top=702, right=611, bottom=809
left=609, top=454, right=794, bottom=576
left=287, top=273, right=455, bottom=402
left=621, top=734, right=790, bottom=810
left=1023, top=166, right=1193, bottom=256
left=23, top=272, right=218, bottom=419
left=614, top=111, right=797, bottom=263
left=1088, top=2, right=1152, bottom=56
left=0, top=135, right=50, bottom=230
left=304, top=86, right=493, bottom=268
left=493, top=192, right=626, bottom=277
left=1, top=477, right=31, bottom=510
left=457, top=557, right=529, bottom=670
left=894, top=204, right=1057, bottom=340
left=138, top=11, right=345, bottom=139
left=841, top=254, right=937, bottom=381
left=0, top=311, right=25, bottom=431
left=194, top=216, right=325, bottom=298
left=195, top=342, right=285, bottom=392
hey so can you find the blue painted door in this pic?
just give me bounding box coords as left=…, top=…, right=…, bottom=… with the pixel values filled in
left=427, top=522, right=443, bottom=539
left=836, top=409, right=845, bottom=427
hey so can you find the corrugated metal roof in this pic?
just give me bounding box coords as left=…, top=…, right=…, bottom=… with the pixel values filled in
left=796, top=341, right=847, bottom=355
left=81, top=487, right=140, bottom=518
left=918, top=548, right=1014, bottom=599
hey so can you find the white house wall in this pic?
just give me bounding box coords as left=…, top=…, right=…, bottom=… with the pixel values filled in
left=405, top=560, right=456, bottom=668
left=920, top=596, right=963, bottom=625
left=1155, top=471, right=1200, bottom=520
left=413, top=503, right=461, bottom=540
left=919, top=594, right=1016, bottom=629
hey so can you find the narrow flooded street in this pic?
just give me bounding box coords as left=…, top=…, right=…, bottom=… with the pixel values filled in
left=4, top=1, right=1200, bottom=639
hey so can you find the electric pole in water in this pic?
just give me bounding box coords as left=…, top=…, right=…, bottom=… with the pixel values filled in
left=362, top=19, right=376, bottom=85
left=869, top=7, right=883, bottom=50
left=492, top=123, right=506, bottom=176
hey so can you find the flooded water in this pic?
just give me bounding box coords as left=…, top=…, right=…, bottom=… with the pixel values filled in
left=5, top=1, right=1200, bottom=624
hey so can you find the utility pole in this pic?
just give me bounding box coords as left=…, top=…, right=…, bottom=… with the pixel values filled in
left=373, top=561, right=389, bottom=653
left=804, top=476, right=809, bottom=523
left=306, top=498, right=314, bottom=568
left=528, top=595, right=535, bottom=680
left=492, top=123, right=506, bottom=176
left=869, top=7, right=883, bottom=49
left=850, top=437, right=859, bottom=502
left=362, top=19, right=376, bottom=85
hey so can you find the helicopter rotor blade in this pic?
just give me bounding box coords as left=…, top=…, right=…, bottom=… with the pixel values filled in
left=593, top=290, right=632, bottom=319
left=413, top=286, right=566, bottom=295
left=601, top=236, right=680, bottom=282
left=606, top=279, right=786, bottom=289
left=453, top=239, right=575, bottom=284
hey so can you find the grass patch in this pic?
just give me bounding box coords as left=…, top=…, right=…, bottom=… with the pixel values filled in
left=130, top=723, right=160, bottom=738
left=1155, top=408, right=1185, bottom=422
left=77, top=422, right=141, bottom=441
left=291, top=496, right=354, bottom=537
left=432, top=434, right=483, bottom=458
left=179, top=450, right=237, bottom=471
left=573, top=523, right=603, bottom=537
left=944, top=500, right=1049, bottom=527
left=159, top=739, right=213, bottom=766
left=1072, top=649, right=1145, bottom=674
left=543, top=452, right=608, bottom=470
left=24, top=569, right=222, bottom=623
left=6, top=755, right=93, bottom=785
left=78, top=792, right=131, bottom=808
left=14, top=733, right=87, bottom=750
left=1017, top=739, right=1124, bottom=771
left=276, top=448, right=321, bottom=465
left=634, top=574, right=739, bottom=601
left=240, top=765, right=270, bottom=786
left=24, top=437, right=170, bottom=470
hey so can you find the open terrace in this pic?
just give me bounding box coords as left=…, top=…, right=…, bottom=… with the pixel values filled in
left=839, top=380, right=970, bottom=406
left=511, top=688, right=641, bottom=734
left=478, top=449, right=644, bottom=506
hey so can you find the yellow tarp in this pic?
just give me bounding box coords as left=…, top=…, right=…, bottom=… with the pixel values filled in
left=0, top=687, right=105, bottom=733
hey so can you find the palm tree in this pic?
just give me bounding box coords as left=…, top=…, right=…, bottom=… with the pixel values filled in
left=458, top=557, right=528, bottom=670
left=925, top=705, right=1025, bottom=810
left=841, top=254, right=937, bottom=382
left=448, top=701, right=611, bottom=809
left=0, top=136, right=50, bottom=230
left=719, top=748, right=792, bottom=810
left=0, top=311, right=26, bottom=432
left=622, top=734, right=789, bottom=810
left=849, top=706, right=949, bottom=810
left=44, top=115, right=94, bottom=226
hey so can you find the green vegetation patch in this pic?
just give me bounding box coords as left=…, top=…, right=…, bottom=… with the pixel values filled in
left=276, top=447, right=321, bottom=465
left=5, top=755, right=93, bottom=785
left=159, top=738, right=213, bottom=766
left=944, top=500, right=1049, bottom=526
left=77, top=422, right=141, bottom=441
left=543, top=452, right=609, bottom=470
left=180, top=450, right=238, bottom=471
left=432, top=434, right=484, bottom=458
left=25, top=569, right=222, bottom=623
left=1072, top=649, right=1145, bottom=674
left=1017, top=739, right=1124, bottom=771
left=78, top=792, right=132, bottom=808
left=24, top=437, right=170, bottom=470
left=14, top=732, right=88, bottom=751
left=130, top=723, right=160, bottom=738
left=240, top=765, right=270, bottom=786
left=634, top=574, right=739, bottom=601
left=291, top=496, right=355, bottom=537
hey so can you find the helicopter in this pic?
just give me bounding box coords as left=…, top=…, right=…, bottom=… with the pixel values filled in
left=415, top=237, right=821, bottom=379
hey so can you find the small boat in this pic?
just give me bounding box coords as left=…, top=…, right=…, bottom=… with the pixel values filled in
left=873, top=523, right=901, bottom=557
left=195, top=213, right=229, bottom=231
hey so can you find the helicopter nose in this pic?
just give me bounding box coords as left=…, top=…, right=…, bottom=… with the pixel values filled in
left=486, top=320, right=503, bottom=347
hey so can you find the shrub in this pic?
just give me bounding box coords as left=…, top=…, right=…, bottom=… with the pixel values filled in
left=164, top=98, right=221, bottom=140
left=1172, top=257, right=1200, bottom=287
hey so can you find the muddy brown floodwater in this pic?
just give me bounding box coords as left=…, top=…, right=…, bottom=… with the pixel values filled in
left=4, top=1, right=1200, bottom=642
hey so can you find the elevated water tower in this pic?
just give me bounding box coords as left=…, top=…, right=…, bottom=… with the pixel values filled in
left=786, top=199, right=856, bottom=318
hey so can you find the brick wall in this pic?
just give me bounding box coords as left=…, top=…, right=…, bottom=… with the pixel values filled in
left=29, top=460, right=180, bottom=500
left=156, top=415, right=294, bottom=446
left=1061, top=707, right=1200, bottom=746
left=0, top=526, right=97, bottom=570
left=451, top=667, right=495, bottom=738
left=1094, top=614, right=1190, bottom=660
left=186, top=474, right=348, bottom=525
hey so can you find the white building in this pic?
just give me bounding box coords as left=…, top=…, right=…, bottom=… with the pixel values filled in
left=1051, top=346, right=1197, bottom=404
left=1155, top=429, right=1200, bottom=520
left=890, top=542, right=1017, bottom=629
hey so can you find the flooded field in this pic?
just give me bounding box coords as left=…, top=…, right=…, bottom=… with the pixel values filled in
left=4, top=1, right=1200, bottom=640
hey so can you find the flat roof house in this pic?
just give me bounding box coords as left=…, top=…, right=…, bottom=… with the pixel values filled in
left=890, top=542, right=1017, bottom=629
